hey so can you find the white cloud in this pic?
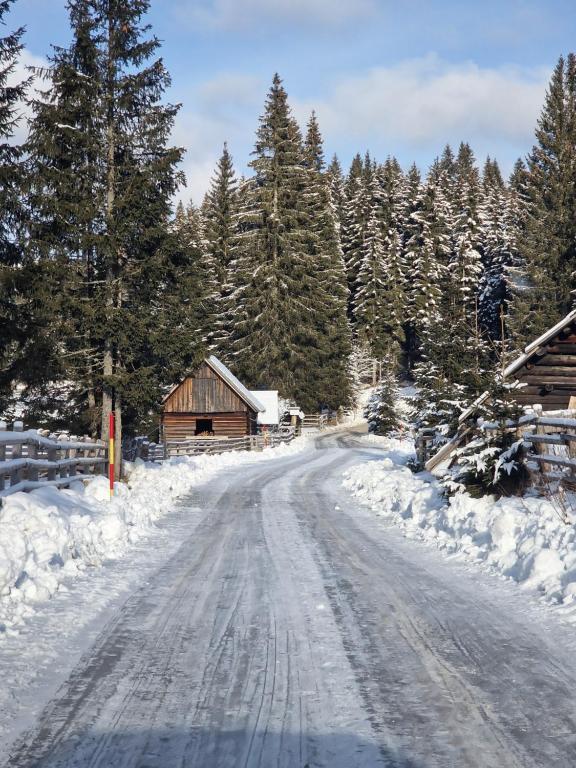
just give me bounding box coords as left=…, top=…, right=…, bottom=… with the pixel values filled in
left=177, top=0, right=375, bottom=29
left=172, top=74, right=265, bottom=203
left=8, top=48, right=47, bottom=145
left=293, top=55, right=549, bottom=150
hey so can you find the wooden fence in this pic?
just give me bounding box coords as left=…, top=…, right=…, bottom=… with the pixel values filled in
left=165, top=429, right=295, bottom=458
left=301, top=413, right=328, bottom=431
left=0, top=420, right=297, bottom=498
left=479, top=409, right=576, bottom=482
left=0, top=421, right=107, bottom=499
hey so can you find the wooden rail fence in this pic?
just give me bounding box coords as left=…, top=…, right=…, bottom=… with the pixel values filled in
left=479, top=409, right=576, bottom=480
left=165, top=430, right=295, bottom=458
left=0, top=421, right=107, bottom=499
left=301, top=413, right=328, bottom=431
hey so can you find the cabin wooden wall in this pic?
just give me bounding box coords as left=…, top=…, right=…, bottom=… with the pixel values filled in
left=164, top=363, right=248, bottom=414
left=514, top=330, right=576, bottom=409
left=163, top=412, right=254, bottom=441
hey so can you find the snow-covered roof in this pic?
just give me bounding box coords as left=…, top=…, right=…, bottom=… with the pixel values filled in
left=458, top=308, right=576, bottom=425
left=251, top=390, right=279, bottom=425
left=206, top=356, right=265, bottom=413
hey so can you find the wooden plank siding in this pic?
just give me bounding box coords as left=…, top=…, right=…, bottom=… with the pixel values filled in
left=162, top=361, right=260, bottom=441
left=164, top=363, right=249, bottom=414
left=514, top=331, right=576, bottom=409
left=162, top=412, right=254, bottom=441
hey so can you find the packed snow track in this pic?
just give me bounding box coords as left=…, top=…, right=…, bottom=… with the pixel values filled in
left=3, top=429, right=576, bottom=767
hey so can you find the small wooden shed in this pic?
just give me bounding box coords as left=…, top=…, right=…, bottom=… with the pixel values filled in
left=499, top=309, right=576, bottom=409
left=426, top=309, right=576, bottom=471
left=161, top=356, right=264, bottom=442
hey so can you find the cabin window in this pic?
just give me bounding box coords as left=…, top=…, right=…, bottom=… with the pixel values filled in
left=195, top=419, right=213, bottom=436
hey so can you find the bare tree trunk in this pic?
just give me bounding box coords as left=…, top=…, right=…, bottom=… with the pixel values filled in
left=87, top=388, right=98, bottom=438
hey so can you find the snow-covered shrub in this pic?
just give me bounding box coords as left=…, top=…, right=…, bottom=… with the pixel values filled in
left=364, top=368, right=401, bottom=435
left=449, top=380, right=529, bottom=498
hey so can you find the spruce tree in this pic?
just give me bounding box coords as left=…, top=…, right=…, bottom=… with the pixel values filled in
left=512, top=54, right=576, bottom=337
left=202, top=143, right=239, bottom=355
left=229, top=75, right=351, bottom=411
left=353, top=178, right=388, bottom=357
left=302, top=112, right=352, bottom=408
left=341, top=153, right=367, bottom=321
left=478, top=158, right=515, bottom=340
left=0, top=0, right=30, bottom=412
left=364, top=362, right=401, bottom=435
left=327, top=154, right=345, bottom=231
left=26, top=0, right=187, bottom=462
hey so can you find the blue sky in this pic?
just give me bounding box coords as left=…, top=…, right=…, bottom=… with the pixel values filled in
left=7, top=0, right=576, bottom=202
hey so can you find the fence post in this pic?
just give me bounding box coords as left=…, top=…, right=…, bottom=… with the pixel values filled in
left=0, top=421, right=5, bottom=493
left=61, top=448, right=69, bottom=481
left=47, top=444, right=57, bottom=481
left=10, top=421, right=23, bottom=489
left=69, top=442, right=77, bottom=479
left=28, top=441, right=39, bottom=483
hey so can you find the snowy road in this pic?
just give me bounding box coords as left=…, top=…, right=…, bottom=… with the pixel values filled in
left=3, top=429, right=576, bottom=767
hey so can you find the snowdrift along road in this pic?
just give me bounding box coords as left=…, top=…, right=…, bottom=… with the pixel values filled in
left=2, top=429, right=576, bottom=767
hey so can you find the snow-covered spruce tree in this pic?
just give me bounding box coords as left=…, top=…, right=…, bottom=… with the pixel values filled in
left=509, top=54, right=576, bottom=339
left=341, top=153, right=368, bottom=322
left=353, top=164, right=406, bottom=365
left=363, top=360, right=401, bottom=435
left=327, top=154, right=346, bottom=233
left=201, top=143, right=240, bottom=355
left=478, top=158, right=514, bottom=341
left=300, top=112, right=352, bottom=409
left=0, top=0, right=31, bottom=412
left=504, top=159, right=532, bottom=349
left=448, top=143, right=483, bottom=324
left=169, top=199, right=213, bottom=353
left=403, top=165, right=445, bottom=370
left=449, top=378, right=529, bottom=498
left=411, top=153, right=493, bottom=438
left=353, top=174, right=389, bottom=358
left=26, top=0, right=188, bottom=459
left=228, top=76, right=351, bottom=411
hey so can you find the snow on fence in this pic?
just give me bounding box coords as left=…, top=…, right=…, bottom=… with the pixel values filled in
left=301, top=413, right=328, bottom=431
left=123, top=436, right=166, bottom=463
left=165, top=429, right=295, bottom=458
left=0, top=421, right=107, bottom=499
left=479, top=410, right=576, bottom=480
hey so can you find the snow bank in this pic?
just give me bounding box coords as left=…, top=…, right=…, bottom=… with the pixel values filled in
left=344, top=438, right=576, bottom=613
left=0, top=437, right=310, bottom=635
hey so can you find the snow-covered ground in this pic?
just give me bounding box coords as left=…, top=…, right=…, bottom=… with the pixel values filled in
left=0, top=436, right=310, bottom=636
left=344, top=435, right=576, bottom=619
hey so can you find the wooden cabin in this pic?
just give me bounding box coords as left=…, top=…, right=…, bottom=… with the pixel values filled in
left=426, top=309, right=576, bottom=472
left=499, top=309, right=576, bottom=409
left=161, top=356, right=264, bottom=442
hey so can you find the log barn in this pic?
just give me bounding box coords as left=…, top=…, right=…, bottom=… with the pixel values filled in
left=500, top=308, right=576, bottom=409
left=161, top=356, right=264, bottom=442
left=425, top=309, right=576, bottom=472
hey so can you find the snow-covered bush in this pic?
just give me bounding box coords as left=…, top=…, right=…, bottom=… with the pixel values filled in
left=449, top=380, right=529, bottom=498
left=364, top=368, right=401, bottom=435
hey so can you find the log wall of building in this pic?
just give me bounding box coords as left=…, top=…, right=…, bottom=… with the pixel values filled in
left=164, top=363, right=248, bottom=414
left=163, top=412, right=253, bottom=441
left=514, top=333, right=576, bottom=409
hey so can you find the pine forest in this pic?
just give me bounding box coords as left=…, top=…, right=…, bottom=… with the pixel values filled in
left=2, top=0, right=576, bottom=455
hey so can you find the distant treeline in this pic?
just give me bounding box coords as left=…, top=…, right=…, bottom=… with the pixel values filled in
left=1, top=0, right=575, bottom=442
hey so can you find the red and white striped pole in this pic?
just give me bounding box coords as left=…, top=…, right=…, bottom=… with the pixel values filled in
left=109, top=411, right=115, bottom=499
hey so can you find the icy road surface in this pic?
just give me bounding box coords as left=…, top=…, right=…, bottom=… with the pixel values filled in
left=3, top=429, right=576, bottom=767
